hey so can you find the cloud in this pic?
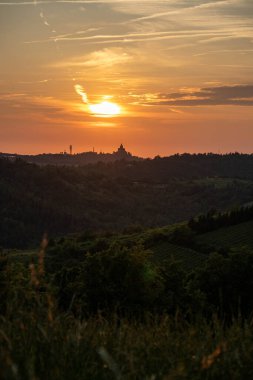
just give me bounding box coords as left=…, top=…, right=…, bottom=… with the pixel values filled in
left=25, top=29, right=240, bottom=46
left=0, top=91, right=112, bottom=129
left=19, top=0, right=252, bottom=55
left=25, top=30, right=186, bottom=44
left=143, top=85, right=253, bottom=106
left=124, top=0, right=239, bottom=24
left=194, top=48, right=253, bottom=57
left=51, top=48, right=131, bottom=68
left=0, top=0, right=172, bottom=5
left=74, top=84, right=88, bottom=103
left=0, top=92, right=85, bottom=121
left=0, top=1, right=105, bottom=5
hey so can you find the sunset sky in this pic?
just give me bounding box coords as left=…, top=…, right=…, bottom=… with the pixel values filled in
left=1, top=0, right=253, bottom=157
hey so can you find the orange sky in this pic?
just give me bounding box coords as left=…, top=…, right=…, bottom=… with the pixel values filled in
left=1, top=0, right=253, bottom=157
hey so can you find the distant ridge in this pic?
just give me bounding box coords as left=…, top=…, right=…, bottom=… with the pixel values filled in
left=0, top=144, right=142, bottom=166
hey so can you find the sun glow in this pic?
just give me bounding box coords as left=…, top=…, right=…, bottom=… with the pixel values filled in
left=89, top=101, right=121, bottom=117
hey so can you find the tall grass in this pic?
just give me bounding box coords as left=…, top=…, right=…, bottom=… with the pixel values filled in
left=1, top=247, right=253, bottom=379
left=2, top=309, right=253, bottom=379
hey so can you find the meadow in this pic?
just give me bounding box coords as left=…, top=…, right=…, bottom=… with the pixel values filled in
left=2, top=157, right=253, bottom=379
left=2, top=206, right=253, bottom=379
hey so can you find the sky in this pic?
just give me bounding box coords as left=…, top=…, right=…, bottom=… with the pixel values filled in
left=0, top=0, right=253, bottom=157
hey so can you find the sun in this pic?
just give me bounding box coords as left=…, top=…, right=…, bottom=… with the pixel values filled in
left=89, top=101, right=121, bottom=117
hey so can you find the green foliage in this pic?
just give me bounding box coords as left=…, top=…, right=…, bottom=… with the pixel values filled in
left=3, top=188, right=253, bottom=379
left=189, top=206, right=253, bottom=234
left=171, top=225, right=196, bottom=246
left=46, top=239, right=86, bottom=271
left=0, top=253, right=8, bottom=313
left=191, top=249, right=253, bottom=317
left=55, top=244, right=163, bottom=315
left=2, top=291, right=253, bottom=379
left=152, top=242, right=207, bottom=271
left=2, top=157, right=253, bottom=248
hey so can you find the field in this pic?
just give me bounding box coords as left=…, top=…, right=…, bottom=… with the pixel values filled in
left=197, top=220, right=253, bottom=250
left=5, top=218, right=253, bottom=272
left=151, top=242, right=207, bottom=270
left=194, top=177, right=253, bottom=189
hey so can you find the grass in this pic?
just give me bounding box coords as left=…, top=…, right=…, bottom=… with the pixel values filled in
left=2, top=225, right=253, bottom=379
left=3, top=249, right=38, bottom=265
left=2, top=307, right=253, bottom=380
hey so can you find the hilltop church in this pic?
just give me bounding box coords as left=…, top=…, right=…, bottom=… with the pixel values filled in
left=113, top=144, right=132, bottom=160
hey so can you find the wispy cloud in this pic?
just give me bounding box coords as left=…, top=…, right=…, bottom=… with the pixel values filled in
left=0, top=91, right=84, bottom=120
left=54, top=28, right=101, bottom=40
left=124, top=0, right=238, bottom=24
left=0, top=0, right=165, bottom=4
left=194, top=48, right=253, bottom=57
left=0, top=1, right=105, bottom=5
left=25, top=28, right=249, bottom=46
left=51, top=48, right=131, bottom=68
left=0, top=90, right=116, bottom=128
left=147, top=85, right=253, bottom=107
left=74, top=84, right=88, bottom=103
left=25, top=30, right=191, bottom=44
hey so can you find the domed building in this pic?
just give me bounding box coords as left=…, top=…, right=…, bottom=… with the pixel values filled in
left=113, top=144, right=132, bottom=160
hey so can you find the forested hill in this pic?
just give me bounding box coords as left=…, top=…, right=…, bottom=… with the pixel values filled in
left=81, top=152, right=253, bottom=181
left=1, top=153, right=253, bottom=248
left=2, top=152, right=253, bottom=178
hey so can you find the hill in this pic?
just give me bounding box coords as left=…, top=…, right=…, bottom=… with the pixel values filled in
left=1, top=154, right=253, bottom=248
left=197, top=220, right=253, bottom=251
left=0, top=144, right=140, bottom=166
left=2, top=207, right=253, bottom=379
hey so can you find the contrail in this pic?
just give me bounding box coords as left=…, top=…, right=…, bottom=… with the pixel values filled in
left=0, top=1, right=108, bottom=5
left=74, top=84, right=89, bottom=104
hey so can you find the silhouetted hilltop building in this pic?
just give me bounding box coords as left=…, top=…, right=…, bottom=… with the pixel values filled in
left=1, top=144, right=140, bottom=166
left=113, top=144, right=132, bottom=160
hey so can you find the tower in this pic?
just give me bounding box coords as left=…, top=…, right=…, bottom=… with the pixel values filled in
left=69, top=145, right=73, bottom=155
left=115, top=144, right=130, bottom=159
